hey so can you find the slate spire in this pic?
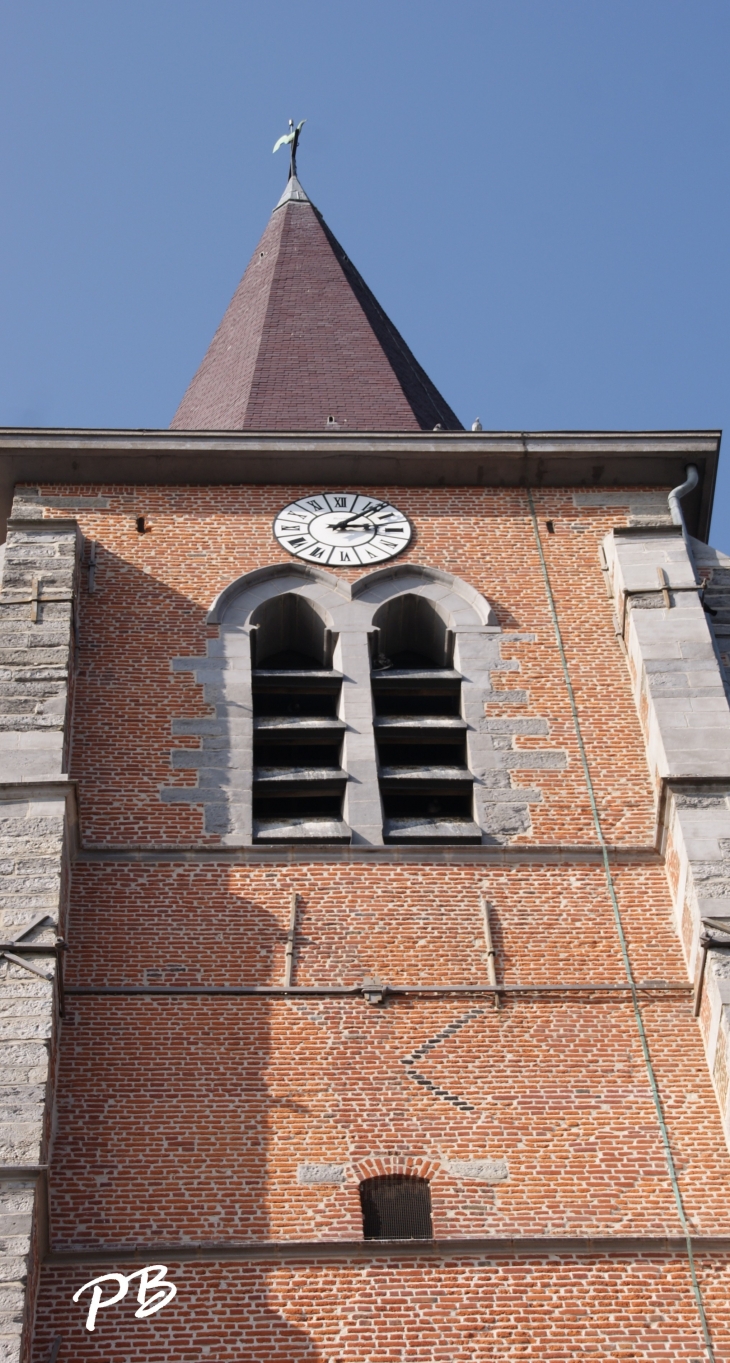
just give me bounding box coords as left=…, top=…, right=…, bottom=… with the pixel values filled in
left=170, top=177, right=462, bottom=432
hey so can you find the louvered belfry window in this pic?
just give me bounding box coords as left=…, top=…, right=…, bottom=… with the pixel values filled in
left=359, top=1175, right=433, bottom=1240
left=370, top=593, right=477, bottom=844
left=250, top=593, right=347, bottom=843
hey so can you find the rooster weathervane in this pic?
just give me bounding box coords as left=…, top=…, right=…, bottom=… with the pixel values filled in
left=273, top=119, right=306, bottom=180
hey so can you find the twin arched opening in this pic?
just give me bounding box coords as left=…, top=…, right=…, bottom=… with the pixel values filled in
left=203, top=563, right=499, bottom=846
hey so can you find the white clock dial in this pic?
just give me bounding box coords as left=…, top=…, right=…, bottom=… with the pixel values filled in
left=273, top=493, right=412, bottom=566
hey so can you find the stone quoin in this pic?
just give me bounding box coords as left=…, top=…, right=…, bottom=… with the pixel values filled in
left=1, top=155, right=730, bottom=1363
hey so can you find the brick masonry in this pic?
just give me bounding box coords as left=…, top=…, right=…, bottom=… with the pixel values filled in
left=22, top=483, right=659, bottom=848
left=30, top=1252, right=730, bottom=1362
left=4, top=481, right=730, bottom=1361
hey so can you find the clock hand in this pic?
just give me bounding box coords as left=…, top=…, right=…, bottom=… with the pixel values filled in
left=336, top=520, right=398, bottom=531
left=331, top=501, right=388, bottom=530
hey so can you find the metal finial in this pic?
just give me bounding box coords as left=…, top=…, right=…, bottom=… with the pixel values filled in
left=273, top=119, right=306, bottom=181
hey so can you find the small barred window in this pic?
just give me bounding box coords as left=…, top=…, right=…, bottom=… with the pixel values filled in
left=359, top=1174, right=433, bottom=1240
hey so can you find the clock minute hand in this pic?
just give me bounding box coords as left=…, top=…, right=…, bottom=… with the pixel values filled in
left=332, top=501, right=388, bottom=530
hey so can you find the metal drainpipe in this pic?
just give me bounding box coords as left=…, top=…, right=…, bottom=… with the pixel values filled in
left=668, top=465, right=699, bottom=547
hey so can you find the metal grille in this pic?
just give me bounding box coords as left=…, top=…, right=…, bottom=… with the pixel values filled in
left=359, top=1175, right=433, bottom=1240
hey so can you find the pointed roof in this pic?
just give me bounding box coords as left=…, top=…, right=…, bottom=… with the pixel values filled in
left=170, top=177, right=462, bottom=432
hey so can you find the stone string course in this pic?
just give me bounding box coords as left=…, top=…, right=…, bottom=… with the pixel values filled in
left=3, top=483, right=730, bottom=1361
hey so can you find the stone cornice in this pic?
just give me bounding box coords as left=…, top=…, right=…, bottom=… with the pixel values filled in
left=0, top=427, right=720, bottom=540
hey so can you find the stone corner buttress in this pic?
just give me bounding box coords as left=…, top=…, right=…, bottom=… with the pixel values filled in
left=0, top=517, right=79, bottom=1363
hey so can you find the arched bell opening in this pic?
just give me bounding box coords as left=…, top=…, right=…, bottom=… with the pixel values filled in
left=369, top=594, right=477, bottom=844
left=249, top=592, right=346, bottom=844
left=250, top=593, right=334, bottom=671
left=370, top=593, right=452, bottom=671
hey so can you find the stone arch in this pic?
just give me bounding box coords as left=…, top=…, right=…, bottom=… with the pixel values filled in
left=352, top=1155, right=441, bottom=1183
left=351, top=563, right=510, bottom=844
left=351, top=563, right=498, bottom=631
left=208, top=562, right=349, bottom=626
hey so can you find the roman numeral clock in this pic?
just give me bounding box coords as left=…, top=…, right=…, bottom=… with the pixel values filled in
left=273, top=493, right=412, bottom=566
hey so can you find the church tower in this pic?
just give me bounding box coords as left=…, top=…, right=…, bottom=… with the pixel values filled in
left=2, top=145, right=730, bottom=1363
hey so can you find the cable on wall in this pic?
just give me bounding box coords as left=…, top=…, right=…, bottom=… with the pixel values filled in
left=526, top=487, right=716, bottom=1363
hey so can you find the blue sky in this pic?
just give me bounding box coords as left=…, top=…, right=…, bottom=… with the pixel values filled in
left=1, top=1, right=729, bottom=544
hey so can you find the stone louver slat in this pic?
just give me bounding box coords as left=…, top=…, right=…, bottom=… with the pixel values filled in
left=0, top=518, right=79, bottom=1363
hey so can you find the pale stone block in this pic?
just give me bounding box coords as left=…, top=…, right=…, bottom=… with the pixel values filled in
left=445, top=1158, right=509, bottom=1183
left=297, top=1163, right=346, bottom=1184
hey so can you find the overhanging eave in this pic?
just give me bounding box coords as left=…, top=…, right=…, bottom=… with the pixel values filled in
left=0, top=427, right=720, bottom=542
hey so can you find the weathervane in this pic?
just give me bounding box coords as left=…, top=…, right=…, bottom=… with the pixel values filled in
left=273, top=119, right=306, bottom=181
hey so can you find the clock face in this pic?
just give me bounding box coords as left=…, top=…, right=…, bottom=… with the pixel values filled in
left=273, top=493, right=412, bottom=567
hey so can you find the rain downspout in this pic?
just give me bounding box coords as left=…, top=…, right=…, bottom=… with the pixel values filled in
left=668, top=465, right=699, bottom=551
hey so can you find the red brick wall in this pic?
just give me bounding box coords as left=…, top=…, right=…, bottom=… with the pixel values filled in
left=24, top=482, right=730, bottom=1360
left=64, top=858, right=684, bottom=993
left=35, top=483, right=657, bottom=847
left=33, top=1254, right=730, bottom=1362
left=45, top=857, right=727, bottom=1245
